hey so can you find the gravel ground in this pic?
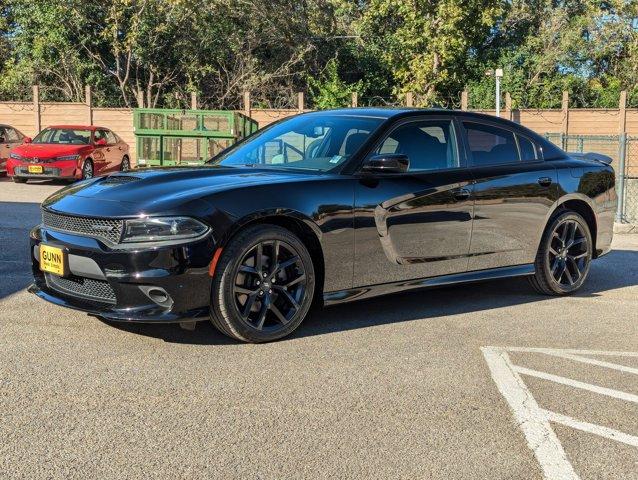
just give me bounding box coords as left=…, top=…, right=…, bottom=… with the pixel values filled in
left=0, top=177, right=636, bottom=479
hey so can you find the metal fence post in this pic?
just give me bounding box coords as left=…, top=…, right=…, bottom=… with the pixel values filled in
left=616, top=134, right=627, bottom=222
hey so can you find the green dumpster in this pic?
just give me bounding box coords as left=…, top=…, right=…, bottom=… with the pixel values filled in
left=133, top=108, right=258, bottom=167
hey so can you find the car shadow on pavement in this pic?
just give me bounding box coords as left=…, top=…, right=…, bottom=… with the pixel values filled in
left=103, top=248, right=638, bottom=345
left=0, top=200, right=43, bottom=301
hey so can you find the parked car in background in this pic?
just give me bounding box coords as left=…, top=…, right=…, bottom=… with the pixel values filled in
left=7, top=125, right=130, bottom=183
left=0, top=124, right=26, bottom=174
left=29, top=109, right=616, bottom=343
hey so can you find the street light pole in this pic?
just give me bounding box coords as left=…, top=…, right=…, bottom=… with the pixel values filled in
left=495, top=68, right=503, bottom=117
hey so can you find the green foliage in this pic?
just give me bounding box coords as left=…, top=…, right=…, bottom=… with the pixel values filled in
left=307, top=58, right=361, bottom=109
left=358, top=0, right=504, bottom=104
left=0, top=0, right=636, bottom=108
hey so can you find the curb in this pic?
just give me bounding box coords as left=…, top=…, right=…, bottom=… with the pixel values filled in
left=614, top=223, right=638, bottom=234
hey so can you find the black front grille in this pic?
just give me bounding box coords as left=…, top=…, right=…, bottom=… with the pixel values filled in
left=42, top=210, right=124, bottom=244
left=45, top=273, right=116, bottom=304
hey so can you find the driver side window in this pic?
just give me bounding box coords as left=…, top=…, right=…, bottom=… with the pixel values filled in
left=375, top=119, right=460, bottom=172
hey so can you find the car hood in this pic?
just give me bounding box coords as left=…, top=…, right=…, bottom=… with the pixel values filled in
left=42, top=166, right=320, bottom=217
left=13, top=143, right=90, bottom=158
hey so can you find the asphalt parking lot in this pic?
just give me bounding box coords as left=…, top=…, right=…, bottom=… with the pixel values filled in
left=0, top=177, right=636, bottom=480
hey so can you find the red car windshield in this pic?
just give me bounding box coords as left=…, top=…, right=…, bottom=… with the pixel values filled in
left=32, top=128, right=91, bottom=145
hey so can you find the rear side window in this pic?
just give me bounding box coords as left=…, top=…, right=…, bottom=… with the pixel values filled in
left=6, top=128, right=20, bottom=141
left=517, top=134, right=538, bottom=161
left=464, top=122, right=519, bottom=166
left=105, top=130, right=117, bottom=144
left=94, top=130, right=109, bottom=143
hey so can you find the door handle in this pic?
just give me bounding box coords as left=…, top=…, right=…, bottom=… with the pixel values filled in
left=452, top=188, right=471, bottom=200
left=537, top=176, right=552, bottom=187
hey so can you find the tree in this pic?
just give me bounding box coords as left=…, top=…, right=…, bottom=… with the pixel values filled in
left=358, top=0, right=504, bottom=105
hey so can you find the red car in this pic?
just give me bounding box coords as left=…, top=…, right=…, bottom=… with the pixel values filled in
left=7, top=125, right=130, bottom=183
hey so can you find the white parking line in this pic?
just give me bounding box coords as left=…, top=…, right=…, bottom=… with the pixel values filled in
left=481, top=347, right=579, bottom=479
left=514, top=366, right=638, bottom=404
left=482, top=346, right=638, bottom=480
left=542, top=410, right=638, bottom=448
left=533, top=350, right=638, bottom=376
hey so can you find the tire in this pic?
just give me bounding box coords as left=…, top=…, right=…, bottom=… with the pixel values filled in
left=120, top=156, right=130, bottom=172
left=529, top=211, right=593, bottom=295
left=12, top=177, right=27, bottom=183
left=210, top=224, right=315, bottom=343
left=81, top=159, right=94, bottom=180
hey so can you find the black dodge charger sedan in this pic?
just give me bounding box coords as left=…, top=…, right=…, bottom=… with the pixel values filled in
left=29, top=108, right=616, bottom=342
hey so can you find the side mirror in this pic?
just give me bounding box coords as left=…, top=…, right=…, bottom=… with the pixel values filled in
left=362, top=153, right=409, bottom=174
left=23, top=137, right=32, bottom=143
left=95, top=138, right=107, bottom=146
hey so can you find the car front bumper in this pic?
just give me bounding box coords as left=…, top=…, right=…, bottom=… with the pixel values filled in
left=30, top=226, right=215, bottom=323
left=8, top=159, right=81, bottom=179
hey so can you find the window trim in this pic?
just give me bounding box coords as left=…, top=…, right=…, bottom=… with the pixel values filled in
left=459, top=118, right=546, bottom=168
left=515, top=132, right=543, bottom=162
left=357, top=115, right=468, bottom=175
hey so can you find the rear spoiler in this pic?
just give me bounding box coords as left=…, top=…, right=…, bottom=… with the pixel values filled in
left=568, top=152, right=613, bottom=165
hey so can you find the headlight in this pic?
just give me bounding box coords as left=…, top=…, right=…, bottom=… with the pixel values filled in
left=55, top=155, right=80, bottom=161
left=122, top=216, right=210, bottom=243
left=9, top=153, right=22, bottom=160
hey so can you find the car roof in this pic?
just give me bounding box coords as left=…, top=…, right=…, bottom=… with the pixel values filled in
left=306, top=107, right=507, bottom=122
left=304, top=107, right=545, bottom=138
left=302, top=107, right=521, bottom=124
left=46, top=125, right=109, bottom=130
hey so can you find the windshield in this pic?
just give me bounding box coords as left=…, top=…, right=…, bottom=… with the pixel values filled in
left=211, top=114, right=384, bottom=171
left=33, top=128, right=92, bottom=145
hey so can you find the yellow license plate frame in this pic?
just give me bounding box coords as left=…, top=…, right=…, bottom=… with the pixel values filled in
left=28, top=165, right=43, bottom=174
left=39, top=244, right=67, bottom=276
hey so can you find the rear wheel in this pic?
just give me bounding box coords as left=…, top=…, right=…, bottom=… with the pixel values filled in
left=529, top=211, right=593, bottom=295
left=12, top=177, right=27, bottom=183
left=210, top=224, right=315, bottom=343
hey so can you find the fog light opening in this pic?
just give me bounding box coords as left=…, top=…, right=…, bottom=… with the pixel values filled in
left=140, top=286, right=173, bottom=308
left=148, top=288, right=169, bottom=304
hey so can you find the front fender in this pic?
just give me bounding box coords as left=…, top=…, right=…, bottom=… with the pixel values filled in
left=221, top=208, right=323, bottom=247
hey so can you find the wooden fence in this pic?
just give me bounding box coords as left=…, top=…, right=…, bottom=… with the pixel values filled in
left=1, top=87, right=637, bottom=167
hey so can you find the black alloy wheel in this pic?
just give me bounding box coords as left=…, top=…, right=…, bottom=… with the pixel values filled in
left=210, top=225, right=315, bottom=342
left=530, top=211, right=593, bottom=295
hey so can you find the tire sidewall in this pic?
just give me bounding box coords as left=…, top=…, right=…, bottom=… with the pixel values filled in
left=211, top=225, right=315, bottom=343
left=541, top=212, right=593, bottom=294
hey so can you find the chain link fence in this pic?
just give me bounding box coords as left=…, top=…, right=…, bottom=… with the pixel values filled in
left=545, top=133, right=638, bottom=224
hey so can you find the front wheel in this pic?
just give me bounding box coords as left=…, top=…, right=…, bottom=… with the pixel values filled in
left=529, top=211, right=593, bottom=295
left=81, top=159, right=94, bottom=180
left=120, top=156, right=130, bottom=171
left=210, top=225, right=315, bottom=343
